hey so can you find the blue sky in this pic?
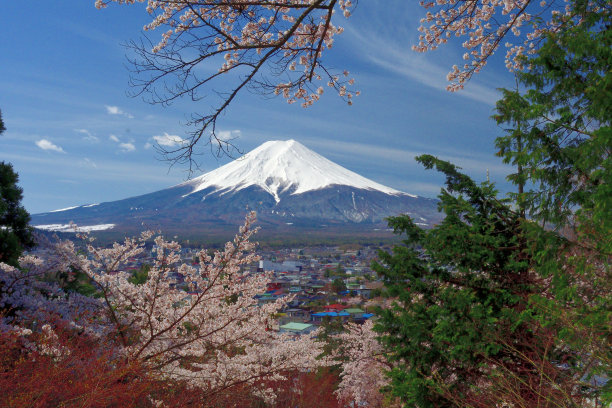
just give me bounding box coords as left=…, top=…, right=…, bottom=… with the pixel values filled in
left=1, top=1, right=517, bottom=214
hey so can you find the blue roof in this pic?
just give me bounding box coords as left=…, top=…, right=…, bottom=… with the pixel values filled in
left=312, top=311, right=350, bottom=317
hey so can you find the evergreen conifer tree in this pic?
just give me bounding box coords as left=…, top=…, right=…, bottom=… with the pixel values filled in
left=0, top=110, right=35, bottom=266
left=374, top=1, right=610, bottom=405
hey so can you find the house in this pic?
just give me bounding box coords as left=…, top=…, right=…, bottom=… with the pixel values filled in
left=267, top=282, right=282, bottom=291
left=285, top=308, right=310, bottom=320
left=255, top=292, right=280, bottom=305
left=324, top=304, right=347, bottom=313
left=350, top=281, right=384, bottom=298
left=344, top=308, right=365, bottom=319
left=310, top=311, right=350, bottom=323
left=279, top=322, right=315, bottom=335
left=282, top=261, right=303, bottom=272
left=258, top=260, right=302, bottom=273
left=352, top=313, right=375, bottom=324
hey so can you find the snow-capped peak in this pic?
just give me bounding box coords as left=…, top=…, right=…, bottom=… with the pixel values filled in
left=181, top=140, right=414, bottom=203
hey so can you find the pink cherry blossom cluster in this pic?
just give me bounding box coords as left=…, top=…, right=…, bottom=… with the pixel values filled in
left=414, top=0, right=581, bottom=91
left=343, top=295, right=363, bottom=306
left=0, top=238, right=103, bottom=335
left=95, top=0, right=358, bottom=108
left=335, top=319, right=398, bottom=407
left=1, top=212, right=326, bottom=400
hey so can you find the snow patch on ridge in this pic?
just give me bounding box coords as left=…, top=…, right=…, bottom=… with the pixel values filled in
left=180, top=140, right=415, bottom=201
left=35, top=224, right=115, bottom=233
left=49, top=203, right=99, bottom=212
left=50, top=205, right=80, bottom=213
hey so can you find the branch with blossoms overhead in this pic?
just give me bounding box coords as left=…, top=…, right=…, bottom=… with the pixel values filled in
left=96, top=0, right=358, bottom=172
left=414, top=0, right=602, bottom=91
left=94, top=1, right=608, bottom=169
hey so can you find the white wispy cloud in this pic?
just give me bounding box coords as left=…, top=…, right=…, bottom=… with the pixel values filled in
left=119, top=142, right=136, bottom=152
left=79, top=158, right=97, bottom=168
left=105, top=105, right=121, bottom=115
left=74, top=128, right=99, bottom=143
left=217, top=129, right=242, bottom=141
left=35, top=139, right=65, bottom=153
left=105, top=105, right=134, bottom=119
left=344, top=25, right=500, bottom=105
left=306, top=139, right=511, bottom=178
left=4, top=152, right=183, bottom=184
left=108, top=134, right=136, bottom=152
left=153, top=132, right=186, bottom=147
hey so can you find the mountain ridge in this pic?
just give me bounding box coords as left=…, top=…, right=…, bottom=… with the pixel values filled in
left=31, top=140, right=441, bottom=240
left=178, top=139, right=413, bottom=203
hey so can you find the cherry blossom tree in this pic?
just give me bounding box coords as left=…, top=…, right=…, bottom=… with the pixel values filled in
left=343, top=295, right=362, bottom=306
left=0, top=212, right=326, bottom=404
left=335, top=320, right=398, bottom=408
left=258, top=368, right=343, bottom=408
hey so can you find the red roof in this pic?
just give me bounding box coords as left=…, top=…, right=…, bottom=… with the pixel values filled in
left=324, top=304, right=347, bottom=311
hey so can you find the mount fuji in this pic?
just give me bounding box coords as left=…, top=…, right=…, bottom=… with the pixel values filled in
left=31, top=140, right=441, bottom=241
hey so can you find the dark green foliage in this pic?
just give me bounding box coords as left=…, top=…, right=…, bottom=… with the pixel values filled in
left=55, top=266, right=100, bottom=298
left=0, top=112, right=35, bottom=266
left=335, top=263, right=345, bottom=275
left=494, top=0, right=611, bottom=233
left=319, top=318, right=347, bottom=358
left=0, top=110, right=6, bottom=135
left=331, top=278, right=346, bottom=294
left=376, top=2, right=611, bottom=405
left=373, top=156, right=538, bottom=407
left=0, top=161, right=35, bottom=267
left=325, top=264, right=348, bottom=280
left=492, top=2, right=612, bottom=402
left=128, top=263, right=151, bottom=285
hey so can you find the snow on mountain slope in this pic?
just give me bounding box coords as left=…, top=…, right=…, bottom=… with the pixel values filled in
left=181, top=140, right=414, bottom=203
left=35, top=223, right=115, bottom=232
